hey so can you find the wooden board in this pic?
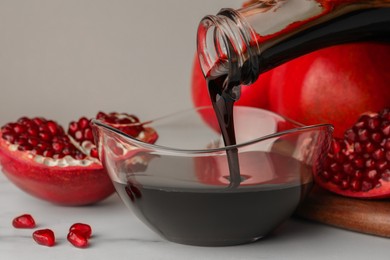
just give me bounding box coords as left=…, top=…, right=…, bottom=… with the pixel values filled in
left=295, top=185, right=390, bottom=238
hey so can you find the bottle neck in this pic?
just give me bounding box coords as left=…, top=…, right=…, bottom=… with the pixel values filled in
left=197, top=9, right=260, bottom=88
left=197, top=0, right=390, bottom=87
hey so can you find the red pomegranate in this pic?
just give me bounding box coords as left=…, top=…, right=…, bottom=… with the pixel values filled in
left=267, top=42, right=390, bottom=138
left=0, top=112, right=158, bottom=206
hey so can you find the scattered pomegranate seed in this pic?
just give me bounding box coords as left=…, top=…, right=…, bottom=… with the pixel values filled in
left=12, top=214, right=36, bottom=229
left=67, top=231, right=89, bottom=248
left=69, top=223, right=92, bottom=239
left=32, top=229, right=55, bottom=247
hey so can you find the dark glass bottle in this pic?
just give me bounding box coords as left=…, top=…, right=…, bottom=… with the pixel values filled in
left=197, top=0, right=390, bottom=99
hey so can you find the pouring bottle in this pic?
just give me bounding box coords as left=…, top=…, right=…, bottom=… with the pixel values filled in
left=197, top=0, right=390, bottom=99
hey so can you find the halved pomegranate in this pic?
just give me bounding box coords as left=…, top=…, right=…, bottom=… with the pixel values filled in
left=0, top=112, right=158, bottom=206
left=315, top=108, right=390, bottom=199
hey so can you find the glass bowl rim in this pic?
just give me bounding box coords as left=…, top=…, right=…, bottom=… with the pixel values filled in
left=91, top=106, right=333, bottom=155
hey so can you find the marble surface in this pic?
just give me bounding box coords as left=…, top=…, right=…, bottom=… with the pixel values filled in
left=1, top=172, right=389, bottom=260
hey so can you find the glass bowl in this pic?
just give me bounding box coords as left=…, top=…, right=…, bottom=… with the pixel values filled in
left=92, top=106, right=333, bottom=246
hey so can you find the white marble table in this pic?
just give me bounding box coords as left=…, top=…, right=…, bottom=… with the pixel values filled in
left=1, top=173, right=388, bottom=260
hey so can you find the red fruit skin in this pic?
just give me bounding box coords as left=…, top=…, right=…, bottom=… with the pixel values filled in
left=12, top=214, right=36, bottom=228
left=315, top=177, right=390, bottom=199
left=0, top=137, right=114, bottom=206
left=267, top=42, right=390, bottom=138
left=33, top=229, right=55, bottom=247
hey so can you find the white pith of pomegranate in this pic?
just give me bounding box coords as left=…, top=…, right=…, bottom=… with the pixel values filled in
left=315, top=108, right=390, bottom=199
left=0, top=112, right=158, bottom=206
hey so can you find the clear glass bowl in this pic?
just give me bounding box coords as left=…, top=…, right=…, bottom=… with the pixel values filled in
left=92, top=106, right=333, bottom=246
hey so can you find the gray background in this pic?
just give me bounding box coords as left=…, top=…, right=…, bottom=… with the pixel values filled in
left=0, top=0, right=240, bottom=126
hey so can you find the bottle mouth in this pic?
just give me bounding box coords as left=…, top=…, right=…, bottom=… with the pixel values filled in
left=196, top=9, right=260, bottom=85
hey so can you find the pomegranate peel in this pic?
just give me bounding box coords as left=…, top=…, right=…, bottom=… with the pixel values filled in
left=315, top=108, right=390, bottom=199
left=0, top=112, right=158, bottom=206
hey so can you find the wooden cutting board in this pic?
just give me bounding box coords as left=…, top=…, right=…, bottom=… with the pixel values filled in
left=295, top=185, right=390, bottom=238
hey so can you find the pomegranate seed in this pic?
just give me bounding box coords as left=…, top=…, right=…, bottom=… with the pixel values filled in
left=15, top=137, right=28, bottom=146
left=68, top=121, right=78, bottom=135
left=39, top=131, right=52, bottom=141
left=343, top=163, right=354, bottom=175
left=96, top=111, right=107, bottom=119
left=365, top=158, right=376, bottom=169
left=17, top=117, right=31, bottom=124
left=377, top=160, right=388, bottom=171
left=358, top=129, right=369, bottom=141
left=69, top=223, right=92, bottom=239
left=37, top=142, right=49, bottom=150
left=28, top=137, right=39, bottom=146
left=354, top=170, right=364, bottom=180
left=74, top=130, right=83, bottom=141
left=12, top=214, right=36, bottom=228
left=46, top=121, right=59, bottom=135
left=368, top=116, right=381, bottom=130
left=90, top=148, right=99, bottom=158
left=52, top=142, right=64, bottom=152
left=373, top=148, right=385, bottom=160
left=385, top=139, right=390, bottom=150
left=78, top=117, right=90, bottom=130
left=320, top=170, right=330, bottom=181
left=18, top=144, right=33, bottom=151
left=330, top=162, right=340, bottom=172
left=62, top=147, right=72, bottom=156
left=53, top=153, right=65, bottom=159
left=350, top=179, right=362, bottom=191
left=366, top=169, right=377, bottom=180
left=340, top=180, right=349, bottom=190
left=74, top=151, right=86, bottom=160
left=67, top=231, right=89, bottom=248
left=2, top=133, right=16, bottom=143
left=33, top=229, right=55, bottom=247
left=33, top=117, right=46, bottom=125
left=352, top=142, right=362, bottom=154
left=32, top=147, right=44, bottom=155
left=353, top=156, right=365, bottom=168
left=13, top=124, right=27, bottom=134
left=43, top=149, right=55, bottom=157
left=27, top=127, right=39, bottom=137
left=382, top=124, right=390, bottom=136
left=344, top=129, right=356, bottom=143
left=371, top=132, right=382, bottom=143
left=83, top=128, right=94, bottom=141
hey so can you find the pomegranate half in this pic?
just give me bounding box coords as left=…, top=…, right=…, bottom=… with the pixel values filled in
left=315, top=108, right=390, bottom=199
left=0, top=112, right=158, bottom=206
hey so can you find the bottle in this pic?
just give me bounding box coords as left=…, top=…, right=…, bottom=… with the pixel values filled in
left=197, top=0, right=390, bottom=99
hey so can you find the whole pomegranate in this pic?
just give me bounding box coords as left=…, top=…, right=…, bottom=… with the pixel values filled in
left=0, top=112, right=158, bottom=206
left=267, top=42, right=390, bottom=138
